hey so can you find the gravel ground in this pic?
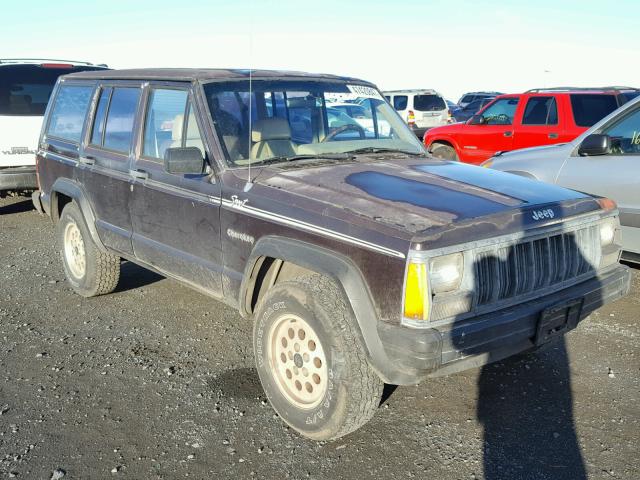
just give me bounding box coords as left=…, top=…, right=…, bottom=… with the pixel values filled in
left=1, top=195, right=639, bottom=480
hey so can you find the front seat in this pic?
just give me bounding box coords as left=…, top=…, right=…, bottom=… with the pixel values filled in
left=171, top=114, right=205, bottom=153
left=250, top=118, right=296, bottom=160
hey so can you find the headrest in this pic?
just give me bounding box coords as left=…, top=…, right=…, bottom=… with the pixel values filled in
left=251, top=118, right=291, bottom=142
left=172, top=114, right=201, bottom=141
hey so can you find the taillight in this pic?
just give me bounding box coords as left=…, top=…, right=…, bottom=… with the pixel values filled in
left=35, top=153, right=41, bottom=188
left=407, top=110, right=415, bottom=127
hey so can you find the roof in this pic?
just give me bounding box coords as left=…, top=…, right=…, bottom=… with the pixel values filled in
left=0, top=58, right=107, bottom=67
left=63, top=68, right=373, bottom=84
left=382, top=89, right=439, bottom=95
left=525, top=86, right=640, bottom=94
left=461, top=91, right=503, bottom=95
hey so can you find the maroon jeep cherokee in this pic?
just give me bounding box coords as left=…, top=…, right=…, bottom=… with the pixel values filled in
left=34, top=69, right=630, bottom=440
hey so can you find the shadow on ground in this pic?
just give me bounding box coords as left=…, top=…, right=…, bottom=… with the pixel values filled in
left=114, top=261, right=165, bottom=292
left=0, top=198, right=34, bottom=215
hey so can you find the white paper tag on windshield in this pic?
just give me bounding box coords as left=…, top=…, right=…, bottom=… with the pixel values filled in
left=347, top=85, right=384, bottom=100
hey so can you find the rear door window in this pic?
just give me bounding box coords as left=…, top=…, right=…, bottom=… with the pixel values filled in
left=100, top=87, right=140, bottom=153
left=90, top=87, right=112, bottom=145
left=393, top=95, right=408, bottom=111
left=413, top=94, right=446, bottom=111
left=522, top=96, right=558, bottom=125
left=46, top=84, right=93, bottom=143
left=570, top=94, right=619, bottom=127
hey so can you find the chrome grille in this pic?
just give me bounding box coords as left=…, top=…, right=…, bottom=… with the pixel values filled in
left=474, top=224, right=600, bottom=306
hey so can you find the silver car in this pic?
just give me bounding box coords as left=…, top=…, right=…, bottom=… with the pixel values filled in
left=484, top=96, right=640, bottom=263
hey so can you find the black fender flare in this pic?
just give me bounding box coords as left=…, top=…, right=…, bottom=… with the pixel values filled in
left=241, top=236, right=399, bottom=383
left=51, top=178, right=108, bottom=253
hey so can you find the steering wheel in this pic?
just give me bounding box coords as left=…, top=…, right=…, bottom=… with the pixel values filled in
left=322, top=123, right=366, bottom=142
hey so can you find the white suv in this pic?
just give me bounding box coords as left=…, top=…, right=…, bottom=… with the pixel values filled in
left=383, top=89, right=451, bottom=138
left=0, top=59, right=108, bottom=196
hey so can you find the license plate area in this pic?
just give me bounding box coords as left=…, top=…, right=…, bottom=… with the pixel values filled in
left=535, top=298, right=584, bottom=345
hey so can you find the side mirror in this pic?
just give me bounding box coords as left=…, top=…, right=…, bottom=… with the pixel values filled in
left=578, top=134, right=611, bottom=156
left=469, top=114, right=486, bottom=125
left=164, top=147, right=205, bottom=174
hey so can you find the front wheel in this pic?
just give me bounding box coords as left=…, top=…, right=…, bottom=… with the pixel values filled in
left=430, top=142, right=459, bottom=161
left=57, top=201, right=120, bottom=297
left=253, top=274, right=384, bottom=440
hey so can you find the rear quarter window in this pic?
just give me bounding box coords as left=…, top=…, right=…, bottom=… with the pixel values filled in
left=46, top=84, right=94, bottom=143
left=413, top=95, right=446, bottom=111
left=393, top=95, right=408, bottom=111
left=570, top=94, right=619, bottom=127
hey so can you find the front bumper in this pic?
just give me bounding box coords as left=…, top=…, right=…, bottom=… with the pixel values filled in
left=377, top=264, right=630, bottom=384
left=0, top=166, right=37, bottom=192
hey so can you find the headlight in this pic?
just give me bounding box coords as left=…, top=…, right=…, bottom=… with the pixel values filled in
left=600, top=219, right=616, bottom=246
left=599, top=216, right=622, bottom=268
left=429, top=253, right=464, bottom=293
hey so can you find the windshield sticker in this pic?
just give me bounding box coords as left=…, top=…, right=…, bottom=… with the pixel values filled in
left=347, top=85, right=384, bottom=100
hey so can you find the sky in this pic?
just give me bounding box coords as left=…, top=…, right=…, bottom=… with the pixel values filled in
left=3, top=0, right=639, bottom=101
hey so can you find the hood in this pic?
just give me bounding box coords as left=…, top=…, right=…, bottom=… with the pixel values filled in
left=257, top=157, right=593, bottom=235
left=488, top=142, right=574, bottom=183
left=498, top=141, right=574, bottom=160
left=424, top=122, right=466, bottom=137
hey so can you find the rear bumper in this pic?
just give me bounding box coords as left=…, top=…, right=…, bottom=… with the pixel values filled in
left=0, top=166, right=37, bottom=192
left=377, top=264, right=631, bottom=384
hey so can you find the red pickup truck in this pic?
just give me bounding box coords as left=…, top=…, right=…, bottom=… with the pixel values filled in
left=424, top=88, right=638, bottom=164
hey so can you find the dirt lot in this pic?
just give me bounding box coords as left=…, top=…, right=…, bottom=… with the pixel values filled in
left=1, top=195, right=639, bottom=480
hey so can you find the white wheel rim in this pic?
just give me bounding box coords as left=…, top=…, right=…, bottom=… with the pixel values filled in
left=63, top=221, right=86, bottom=279
left=267, top=314, right=328, bottom=410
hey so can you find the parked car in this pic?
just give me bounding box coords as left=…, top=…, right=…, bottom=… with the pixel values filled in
left=383, top=89, right=450, bottom=138
left=424, top=88, right=636, bottom=164
left=483, top=95, right=640, bottom=264
left=457, top=91, right=503, bottom=108
left=326, top=102, right=390, bottom=136
left=0, top=58, right=108, bottom=197
left=34, top=68, right=629, bottom=440
left=452, top=96, right=496, bottom=122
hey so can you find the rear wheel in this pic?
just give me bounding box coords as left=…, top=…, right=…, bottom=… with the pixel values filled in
left=253, top=273, right=384, bottom=440
left=57, top=201, right=120, bottom=297
left=430, top=142, right=459, bottom=161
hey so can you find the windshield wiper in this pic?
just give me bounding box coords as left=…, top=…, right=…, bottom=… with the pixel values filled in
left=346, top=147, right=427, bottom=157
left=257, top=153, right=355, bottom=165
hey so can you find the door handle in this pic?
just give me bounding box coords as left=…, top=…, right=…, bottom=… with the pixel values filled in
left=548, top=133, right=559, bottom=139
left=129, top=169, right=149, bottom=180
left=503, top=131, right=513, bottom=137
left=78, top=156, right=95, bottom=166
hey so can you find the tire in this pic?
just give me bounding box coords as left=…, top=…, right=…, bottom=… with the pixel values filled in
left=57, top=201, right=120, bottom=297
left=430, top=142, right=459, bottom=161
left=253, top=273, right=384, bottom=440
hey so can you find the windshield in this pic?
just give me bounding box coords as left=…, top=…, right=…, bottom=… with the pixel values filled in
left=0, top=64, right=104, bottom=116
left=203, top=80, right=424, bottom=166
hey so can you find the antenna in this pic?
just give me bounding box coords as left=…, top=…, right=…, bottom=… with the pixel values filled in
left=243, top=2, right=255, bottom=193
left=247, top=66, right=253, bottom=189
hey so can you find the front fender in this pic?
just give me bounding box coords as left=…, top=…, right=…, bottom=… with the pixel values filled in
left=241, top=236, right=416, bottom=384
